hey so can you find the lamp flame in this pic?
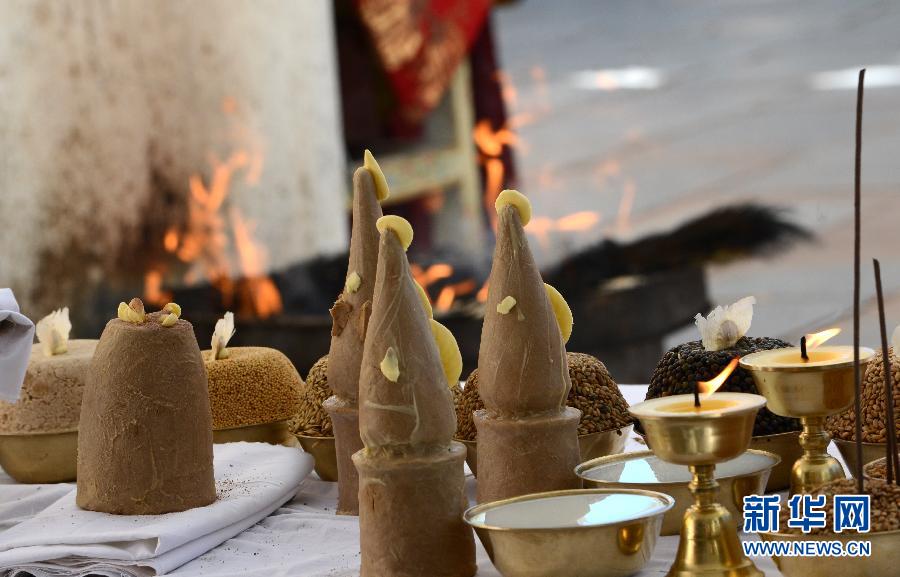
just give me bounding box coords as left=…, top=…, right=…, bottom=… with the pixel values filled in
left=805, top=328, right=841, bottom=349
left=697, top=357, right=739, bottom=398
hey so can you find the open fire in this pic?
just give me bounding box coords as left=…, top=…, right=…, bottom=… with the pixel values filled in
left=143, top=104, right=283, bottom=319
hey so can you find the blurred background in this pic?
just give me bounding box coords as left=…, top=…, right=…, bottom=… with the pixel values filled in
left=2, top=0, right=899, bottom=381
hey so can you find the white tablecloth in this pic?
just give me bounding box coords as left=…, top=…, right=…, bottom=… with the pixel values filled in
left=3, top=385, right=841, bottom=576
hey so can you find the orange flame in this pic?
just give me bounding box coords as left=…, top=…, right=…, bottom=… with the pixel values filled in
left=524, top=211, right=602, bottom=247
left=697, top=358, right=739, bottom=398
left=143, top=104, right=281, bottom=318
left=163, top=228, right=179, bottom=253
left=476, top=281, right=490, bottom=303
left=144, top=270, right=172, bottom=305
left=230, top=208, right=282, bottom=318
left=473, top=119, right=520, bottom=228
left=805, top=328, right=841, bottom=349
left=411, top=264, right=453, bottom=288
left=436, top=286, right=456, bottom=312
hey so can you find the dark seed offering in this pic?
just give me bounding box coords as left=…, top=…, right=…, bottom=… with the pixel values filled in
left=453, top=352, right=632, bottom=441
left=643, top=337, right=800, bottom=437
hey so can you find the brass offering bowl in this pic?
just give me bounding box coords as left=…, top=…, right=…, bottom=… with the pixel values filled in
left=294, top=434, right=338, bottom=481
left=750, top=430, right=802, bottom=491
left=464, top=488, right=673, bottom=577
left=834, top=438, right=887, bottom=477
left=631, top=392, right=767, bottom=577
left=459, top=425, right=632, bottom=477
left=0, top=429, right=78, bottom=483
left=576, top=449, right=780, bottom=536
left=862, top=454, right=900, bottom=480
left=213, top=420, right=298, bottom=446
left=759, top=529, right=900, bottom=577
left=741, top=346, right=875, bottom=494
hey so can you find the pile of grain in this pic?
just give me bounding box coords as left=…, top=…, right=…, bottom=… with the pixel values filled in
left=778, top=478, right=900, bottom=534
left=827, top=348, right=900, bottom=443
left=0, top=341, right=96, bottom=434
left=204, top=347, right=303, bottom=430
left=453, top=352, right=632, bottom=441
left=288, top=355, right=334, bottom=437
left=865, top=456, right=900, bottom=481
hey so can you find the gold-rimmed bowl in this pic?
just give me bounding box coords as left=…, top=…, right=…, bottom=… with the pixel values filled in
left=576, top=449, right=780, bottom=535
left=862, top=454, right=900, bottom=480
left=458, top=425, right=633, bottom=477
left=0, top=429, right=78, bottom=483
left=833, top=438, right=887, bottom=477
left=750, top=430, right=802, bottom=491
left=465, top=488, right=674, bottom=577
left=213, top=419, right=297, bottom=446
left=294, top=434, right=338, bottom=481
left=759, top=529, right=900, bottom=577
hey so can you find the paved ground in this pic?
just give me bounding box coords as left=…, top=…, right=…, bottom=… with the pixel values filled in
left=493, top=0, right=900, bottom=348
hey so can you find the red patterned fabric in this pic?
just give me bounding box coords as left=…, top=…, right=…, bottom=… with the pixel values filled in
left=357, top=0, right=491, bottom=125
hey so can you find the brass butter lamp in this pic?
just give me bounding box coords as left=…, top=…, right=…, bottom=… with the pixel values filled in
left=630, top=361, right=766, bottom=577
left=740, top=333, right=875, bottom=494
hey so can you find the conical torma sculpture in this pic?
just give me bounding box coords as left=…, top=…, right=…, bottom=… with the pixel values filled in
left=475, top=190, right=582, bottom=503
left=324, top=151, right=386, bottom=515
left=353, top=215, right=476, bottom=577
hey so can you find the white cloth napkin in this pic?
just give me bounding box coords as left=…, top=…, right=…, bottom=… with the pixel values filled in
left=0, top=289, right=35, bottom=402
left=0, top=442, right=313, bottom=577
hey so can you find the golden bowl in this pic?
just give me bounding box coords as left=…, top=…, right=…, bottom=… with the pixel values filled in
left=862, top=452, right=900, bottom=480
left=740, top=347, right=875, bottom=418
left=213, top=420, right=298, bottom=446
left=630, top=393, right=766, bottom=465
left=750, top=431, right=802, bottom=491
left=759, top=529, right=900, bottom=577
left=458, top=425, right=633, bottom=478
left=576, top=449, right=779, bottom=536
left=465, top=488, right=674, bottom=577
left=458, top=438, right=478, bottom=475
left=0, top=429, right=77, bottom=483
left=578, top=424, right=633, bottom=462
left=833, top=438, right=887, bottom=477
left=295, top=434, right=338, bottom=482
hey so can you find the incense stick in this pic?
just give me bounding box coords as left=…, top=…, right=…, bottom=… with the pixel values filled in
left=853, top=68, right=865, bottom=492
left=873, top=259, right=899, bottom=484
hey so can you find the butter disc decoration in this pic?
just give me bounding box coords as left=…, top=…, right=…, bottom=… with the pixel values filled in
left=36, top=307, right=72, bottom=356
left=211, top=312, right=236, bottom=360
left=415, top=279, right=433, bottom=318
left=363, top=149, right=390, bottom=202
left=494, top=189, right=532, bottom=226
left=376, top=215, right=413, bottom=251
left=117, top=298, right=146, bottom=324
left=345, top=271, right=362, bottom=294
left=544, top=283, right=573, bottom=343
left=380, top=346, right=400, bottom=382
left=497, top=295, right=517, bottom=315
left=159, top=302, right=182, bottom=327
left=430, top=319, right=462, bottom=388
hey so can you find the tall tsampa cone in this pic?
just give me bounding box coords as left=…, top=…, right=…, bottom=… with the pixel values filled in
left=475, top=190, right=581, bottom=503
left=324, top=160, right=384, bottom=515
left=353, top=219, right=475, bottom=577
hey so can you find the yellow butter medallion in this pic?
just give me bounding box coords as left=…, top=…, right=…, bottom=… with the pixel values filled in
left=494, top=189, right=532, bottom=226
left=376, top=215, right=414, bottom=251
left=430, top=319, right=462, bottom=388
left=364, top=149, right=390, bottom=202
left=544, top=283, right=573, bottom=343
